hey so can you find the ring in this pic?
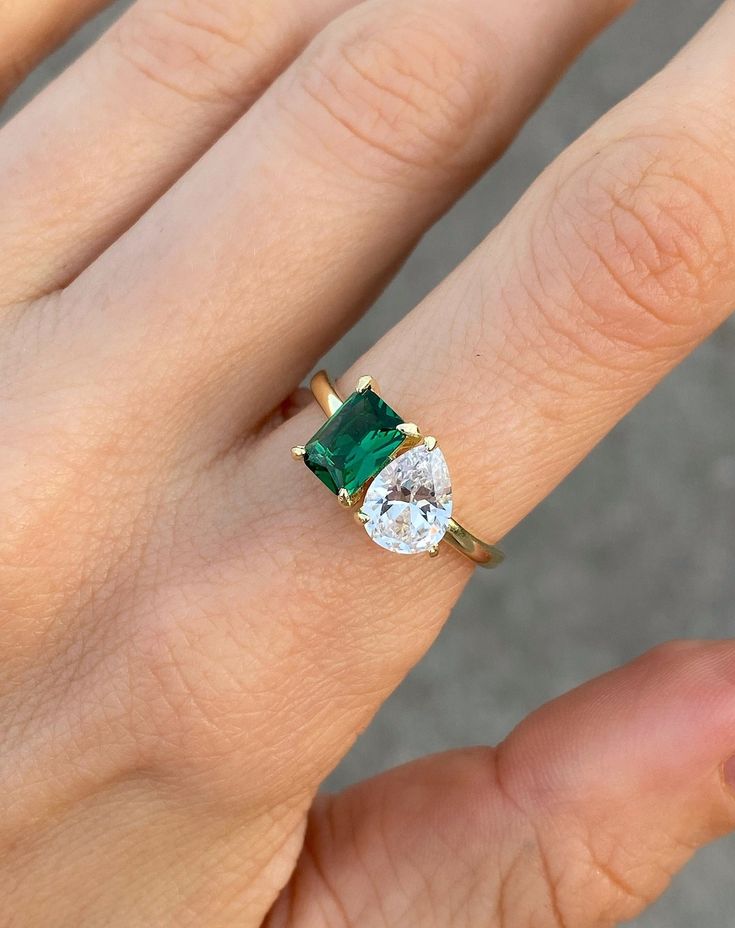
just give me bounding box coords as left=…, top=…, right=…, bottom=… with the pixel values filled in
left=291, top=371, right=504, bottom=569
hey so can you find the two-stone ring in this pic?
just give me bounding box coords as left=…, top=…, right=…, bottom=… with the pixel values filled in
left=291, top=371, right=504, bottom=568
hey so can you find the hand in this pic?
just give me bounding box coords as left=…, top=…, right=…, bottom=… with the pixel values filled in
left=2, top=0, right=735, bottom=924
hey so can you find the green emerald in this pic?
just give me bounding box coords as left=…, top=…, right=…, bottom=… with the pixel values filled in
left=304, top=389, right=405, bottom=497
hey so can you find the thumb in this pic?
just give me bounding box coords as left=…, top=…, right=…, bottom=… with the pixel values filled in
left=270, top=640, right=735, bottom=927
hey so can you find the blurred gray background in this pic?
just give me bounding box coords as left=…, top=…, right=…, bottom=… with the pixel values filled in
left=7, top=0, right=734, bottom=924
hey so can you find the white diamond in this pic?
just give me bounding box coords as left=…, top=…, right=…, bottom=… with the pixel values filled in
left=362, top=444, right=453, bottom=555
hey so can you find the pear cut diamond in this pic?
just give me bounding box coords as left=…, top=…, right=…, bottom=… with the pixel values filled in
left=362, top=445, right=453, bottom=555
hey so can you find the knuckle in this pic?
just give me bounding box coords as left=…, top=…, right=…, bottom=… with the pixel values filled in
left=492, top=747, right=660, bottom=927
left=285, top=7, right=496, bottom=177
left=493, top=806, right=644, bottom=927
left=109, top=0, right=259, bottom=105
left=530, top=131, right=735, bottom=357
left=535, top=827, right=658, bottom=926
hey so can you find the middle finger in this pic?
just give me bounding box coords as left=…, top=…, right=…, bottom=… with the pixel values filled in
left=0, top=0, right=357, bottom=307
left=41, top=0, right=635, bottom=455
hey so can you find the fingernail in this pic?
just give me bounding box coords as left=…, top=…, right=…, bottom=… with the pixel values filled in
left=723, top=755, right=735, bottom=789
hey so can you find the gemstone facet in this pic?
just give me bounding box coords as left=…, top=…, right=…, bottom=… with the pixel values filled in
left=361, top=444, right=453, bottom=555
left=303, top=389, right=405, bottom=497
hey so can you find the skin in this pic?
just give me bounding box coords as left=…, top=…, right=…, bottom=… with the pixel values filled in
left=1, top=0, right=735, bottom=924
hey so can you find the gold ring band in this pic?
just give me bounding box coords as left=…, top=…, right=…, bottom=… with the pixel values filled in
left=292, top=371, right=504, bottom=569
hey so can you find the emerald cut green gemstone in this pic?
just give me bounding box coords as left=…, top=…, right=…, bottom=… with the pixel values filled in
left=304, top=389, right=405, bottom=497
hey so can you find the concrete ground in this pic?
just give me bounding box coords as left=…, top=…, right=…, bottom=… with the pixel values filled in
left=7, top=0, right=734, bottom=924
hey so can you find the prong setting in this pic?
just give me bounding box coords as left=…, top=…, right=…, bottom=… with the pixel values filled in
left=361, top=445, right=453, bottom=556
left=301, top=370, right=504, bottom=567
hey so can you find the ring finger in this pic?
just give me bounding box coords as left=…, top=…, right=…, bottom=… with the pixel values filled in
left=230, top=0, right=735, bottom=787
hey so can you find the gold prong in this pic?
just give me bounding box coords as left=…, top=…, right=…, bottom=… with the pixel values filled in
left=428, top=544, right=440, bottom=559
left=291, top=445, right=307, bottom=461
left=397, top=422, right=421, bottom=438
left=423, top=435, right=438, bottom=451
left=338, top=488, right=353, bottom=508
left=356, top=376, right=376, bottom=394
left=355, top=509, right=369, bottom=525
